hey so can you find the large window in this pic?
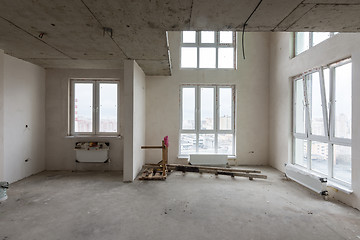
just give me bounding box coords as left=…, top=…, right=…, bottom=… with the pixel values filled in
left=70, top=79, right=119, bottom=135
left=181, top=31, right=236, bottom=69
left=293, top=59, right=352, bottom=186
left=180, top=85, right=235, bottom=155
left=295, top=32, right=338, bottom=56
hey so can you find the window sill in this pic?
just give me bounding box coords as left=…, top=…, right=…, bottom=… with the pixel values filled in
left=327, top=180, right=353, bottom=194
left=65, top=135, right=122, bottom=139
left=289, top=164, right=352, bottom=194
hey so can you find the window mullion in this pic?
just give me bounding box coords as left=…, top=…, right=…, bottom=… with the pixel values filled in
left=94, top=81, right=98, bottom=134
left=303, top=76, right=311, bottom=139
left=303, top=75, right=312, bottom=170
left=215, top=86, right=219, bottom=153
left=329, top=67, right=335, bottom=142
left=196, top=86, right=200, bottom=153
left=319, top=67, right=329, bottom=138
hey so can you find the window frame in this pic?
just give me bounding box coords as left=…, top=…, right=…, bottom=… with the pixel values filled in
left=292, top=59, right=352, bottom=187
left=294, top=32, right=338, bottom=56
left=69, top=78, right=120, bottom=136
left=180, top=31, right=237, bottom=69
left=179, top=84, right=236, bottom=156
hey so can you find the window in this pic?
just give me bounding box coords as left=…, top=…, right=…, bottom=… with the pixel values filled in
left=293, top=59, right=352, bottom=186
left=180, top=85, right=235, bottom=155
left=295, top=32, right=338, bottom=56
left=181, top=31, right=236, bottom=69
left=70, top=79, right=119, bottom=135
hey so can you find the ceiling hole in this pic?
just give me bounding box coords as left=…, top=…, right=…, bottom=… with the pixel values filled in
left=51, top=23, right=55, bottom=26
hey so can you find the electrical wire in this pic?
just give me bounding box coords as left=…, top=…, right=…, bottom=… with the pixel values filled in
left=242, top=0, right=263, bottom=59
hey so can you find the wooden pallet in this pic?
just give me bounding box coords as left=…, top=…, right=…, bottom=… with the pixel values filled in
left=139, top=167, right=167, bottom=180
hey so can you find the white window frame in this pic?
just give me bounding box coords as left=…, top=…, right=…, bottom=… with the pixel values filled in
left=180, top=31, right=237, bottom=69
left=292, top=59, right=352, bottom=187
left=179, top=84, right=236, bottom=156
left=69, top=78, right=120, bottom=136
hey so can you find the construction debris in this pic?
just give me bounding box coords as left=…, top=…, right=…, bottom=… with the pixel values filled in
left=139, top=136, right=267, bottom=181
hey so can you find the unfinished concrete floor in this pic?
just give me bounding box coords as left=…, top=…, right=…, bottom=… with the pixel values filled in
left=0, top=167, right=359, bottom=240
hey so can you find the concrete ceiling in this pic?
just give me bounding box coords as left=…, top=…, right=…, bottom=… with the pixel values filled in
left=0, top=0, right=358, bottom=75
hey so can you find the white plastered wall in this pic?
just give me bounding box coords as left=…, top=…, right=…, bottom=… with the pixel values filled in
left=123, top=60, right=146, bottom=182
left=269, top=32, right=360, bottom=210
left=3, top=54, right=46, bottom=183
left=145, top=32, right=270, bottom=165
left=45, top=69, right=124, bottom=171
left=0, top=50, right=4, bottom=181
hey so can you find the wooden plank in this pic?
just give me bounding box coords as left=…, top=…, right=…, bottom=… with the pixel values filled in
left=141, top=146, right=163, bottom=149
left=145, top=164, right=261, bottom=173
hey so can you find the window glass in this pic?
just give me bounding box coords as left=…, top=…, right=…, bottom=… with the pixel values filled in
left=219, top=88, right=232, bottom=130
left=179, top=85, right=235, bottom=155
left=183, top=31, right=196, bottom=43
left=180, top=134, right=196, bottom=154
left=200, top=88, right=214, bottom=130
left=199, top=48, right=216, bottom=68
left=307, top=72, right=325, bottom=136
left=294, top=139, right=307, bottom=167
left=311, top=141, right=328, bottom=175
left=181, top=47, right=197, bottom=68
left=182, top=88, right=196, bottom=130
left=74, top=83, right=93, bottom=133
left=292, top=60, right=352, bottom=186
left=201, top=31, right=215, bottom=43
left=334, top=63, right=352, bottom=139
left=333, top=145, right=351, bottom=183
left=220, top=31, right=233, bottom=44
left=199, top=134, right=215, bottom=153
left=294, top=78, right=305, bottom=134
left=218, top=134, right=233, bottom=154
left=99, top=83, right=117, bottom=132
left=312, top=32, right=331, bottom=46
left=218, top=48, right=234, bottom=68
left=180, top=31, right=236, bottom=69
left=295, top=32, right=310, bottom=55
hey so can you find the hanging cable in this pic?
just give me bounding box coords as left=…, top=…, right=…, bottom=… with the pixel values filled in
left=242, top=0, right=263, bottom=59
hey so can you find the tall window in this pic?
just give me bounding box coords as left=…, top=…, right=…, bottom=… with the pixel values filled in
left=71, top=79, right=119, bottom=135
left=181, top=31, right=236, bottom=69
left=293, top=59, right=352, bottom=186
left=180, top=85, right=235, bottom=155
left=295, top=32, right=338, bottom=56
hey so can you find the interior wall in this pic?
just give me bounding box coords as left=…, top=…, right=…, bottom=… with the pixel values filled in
left=3, top=54, right=46, bottom=183
left=0, top=50, right=4, bottom=181
left=123, top=60, right=146, bottom=182
left=269, top=32, right=360, bottom=210
left=145, top=32, right=270, bottom=165
left=132, top=61, right=146, bottom=179
left=45, top=69, right=123, bottom=171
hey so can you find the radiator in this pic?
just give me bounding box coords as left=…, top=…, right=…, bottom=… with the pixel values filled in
left=285, top=164, right=327, bottom=195
left=74, top=142, right=110, bottom=163
left=190, top=154, right=228, bottom=166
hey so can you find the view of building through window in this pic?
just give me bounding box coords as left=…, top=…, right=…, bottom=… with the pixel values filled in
left=73, top=80, right=118, bottom=135
left=293, top=60, right=352, bottom=184
left=180, top=85, right=235, bottom=155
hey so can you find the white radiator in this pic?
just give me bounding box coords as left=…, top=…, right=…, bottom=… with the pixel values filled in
left=74, top=142, right=110, bottom=163
left=190, top=154, right=228, bottom=166
left=285, top=164, right=327, bottom=196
